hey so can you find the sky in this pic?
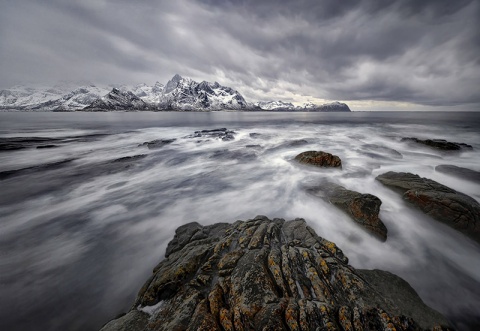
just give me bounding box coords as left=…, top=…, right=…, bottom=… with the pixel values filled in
left=1, top=0, right=479, bottom=110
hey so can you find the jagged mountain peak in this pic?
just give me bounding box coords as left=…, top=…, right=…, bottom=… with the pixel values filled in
left=165, top=74, right=183, bottom=93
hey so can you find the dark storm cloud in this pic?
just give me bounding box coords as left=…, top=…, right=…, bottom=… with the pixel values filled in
left=1, top=0, right=479, bottom=107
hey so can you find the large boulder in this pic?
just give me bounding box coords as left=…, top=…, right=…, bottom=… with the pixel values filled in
left=295, top=151, right=342, bottom=168
left=100, top=216, right=451, bottom=330
left=376, top=171, right=480, bottom=243
left=305, top=182, right=388, bottom=241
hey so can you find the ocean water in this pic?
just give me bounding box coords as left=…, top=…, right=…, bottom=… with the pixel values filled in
left=0, top=111, right=479, bottom=330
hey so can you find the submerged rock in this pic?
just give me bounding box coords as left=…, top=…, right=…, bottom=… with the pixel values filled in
left=100, top=216, right=451, bottom=331
left=376, top=171, right=480, bottom=243
left=401, top=137, right=473, bottom=151
left=305, top=182, right=388, bottom=241
left=295, top=150, right=342, bottom=168
left=138, top=139, right=176, bottom=149
left=435, top=165, right=480, bottom=184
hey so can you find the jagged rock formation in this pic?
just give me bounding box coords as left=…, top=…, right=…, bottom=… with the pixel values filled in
left=100, top=216, right=451, bottom=331
left=401, top=138, right=473, bottom=151
left=435, top=165, right=480, bottom=184
left=84, top=88, right=151, bottom=110
left=159, top=75, right=248, bottom=111
left=305, top=182, right=388, bottom=241
left=295, top=151, right=342, bottom=168
left=376, top=172, right=480, bottom=243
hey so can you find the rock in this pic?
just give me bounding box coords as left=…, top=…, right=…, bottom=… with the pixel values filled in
left=186, top=128, right=236, bottom=141
left=0, top=137, right=60, bottom=151
left=295, top=151, right=342, bottom=168
left=100, top=311, right=149, bottom=331
left=100, top=216, right=451, bottom=331
left=401, top=138, right=473, bottom=151
left=138, top=139, right=176, bottom=149
left=435, top=165, right=480, bottom=184
left=357, top=269, right=451, bottom=330
left=376, top=171, right=480, bottom=243
left=305, top=182, right=388, bottom=241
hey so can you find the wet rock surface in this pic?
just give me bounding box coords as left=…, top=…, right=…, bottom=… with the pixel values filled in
left=138, top=139, right=176, bottom=149
left=295, top=151, right=342, bottom=168
left=376, top=171, right=480, bottom=243
left=401, top=138, right=473, bottom=151
left=435, top=165, right=480, bottom=184
left=305, top=182, right=388, bottom=241
left=186, top=128, right=236, bottom=141
left=101, top=216, right=451, bottom=331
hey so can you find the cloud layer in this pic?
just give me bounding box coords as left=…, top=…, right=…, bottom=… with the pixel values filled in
left=1, top=0, right=479, bottom=108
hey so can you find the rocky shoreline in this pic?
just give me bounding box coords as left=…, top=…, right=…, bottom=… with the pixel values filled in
left=101, top=216, right=451, bottom=331
left=97, top=133, right=478, bottom=330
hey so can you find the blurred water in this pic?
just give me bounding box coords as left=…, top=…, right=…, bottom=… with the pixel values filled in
left=0, top=111, right=479, bottom=330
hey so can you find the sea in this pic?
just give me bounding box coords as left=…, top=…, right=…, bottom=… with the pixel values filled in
left=0, top=111, right=479, bottom=331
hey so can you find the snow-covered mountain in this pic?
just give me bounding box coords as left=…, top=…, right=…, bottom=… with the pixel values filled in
left=254, top=100, right=295, bottom=110
left=254, top=100, right=350, bottom=112
left=84, top=88, right=150, bottom=110
left=0, top=84, right=110, bottom=110
left=156, top=75, right=248, bottom=110
left=298, top=101, right=350, bottom=112
left=0, top=76, right=350, bottom=111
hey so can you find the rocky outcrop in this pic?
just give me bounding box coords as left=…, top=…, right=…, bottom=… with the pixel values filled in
left=100, top=216, right=451, bottom=331
left=305, top=182, right=388, bottom=241
left=295, top=151, right=342, bottom=168
left=435, top=165, right=480, bottom=184
left=401, top=138, right=473, bottom=151
left=186, top=128, right=236, bottom=141
left=376, top=172, right=480, bottom=243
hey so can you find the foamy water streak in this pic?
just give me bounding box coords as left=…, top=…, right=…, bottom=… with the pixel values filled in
left=0, top=112, right=479, bottom=330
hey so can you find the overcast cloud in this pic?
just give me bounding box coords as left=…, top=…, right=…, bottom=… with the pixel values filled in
left=1, top=0, right=479, bottom=108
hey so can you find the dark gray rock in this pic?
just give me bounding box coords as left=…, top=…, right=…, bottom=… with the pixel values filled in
left=376, top=171, right=480, bottom=243
left=138, top=139, right=176, bottom=149
left=306, top=182, right=388, bottom=241
left=100, top=216, right=451, bottom=331
left=401, top=137, right=473, bottom=151
left=100, top=311, right=149, bottom=331
left=295, top=150, right=342, bottom=168
left=186, top=128, right=236, bottom=141
left=435, top=165, right=480, bottom=184
left=357, top=269, right=451, bottom=330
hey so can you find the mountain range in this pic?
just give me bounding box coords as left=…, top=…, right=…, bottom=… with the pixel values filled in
left=0, top=75, right=350, bottom=112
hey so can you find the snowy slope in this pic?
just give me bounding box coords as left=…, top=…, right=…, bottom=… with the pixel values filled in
left=297, top=101, right=350, bottom=112
left=157, top=75, right=248, bottom=110
left=0, top=85, right=65, bottom=109
left=84, top=88, right=150, bottom=110
left=254, top=100, right=295, bottom=110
